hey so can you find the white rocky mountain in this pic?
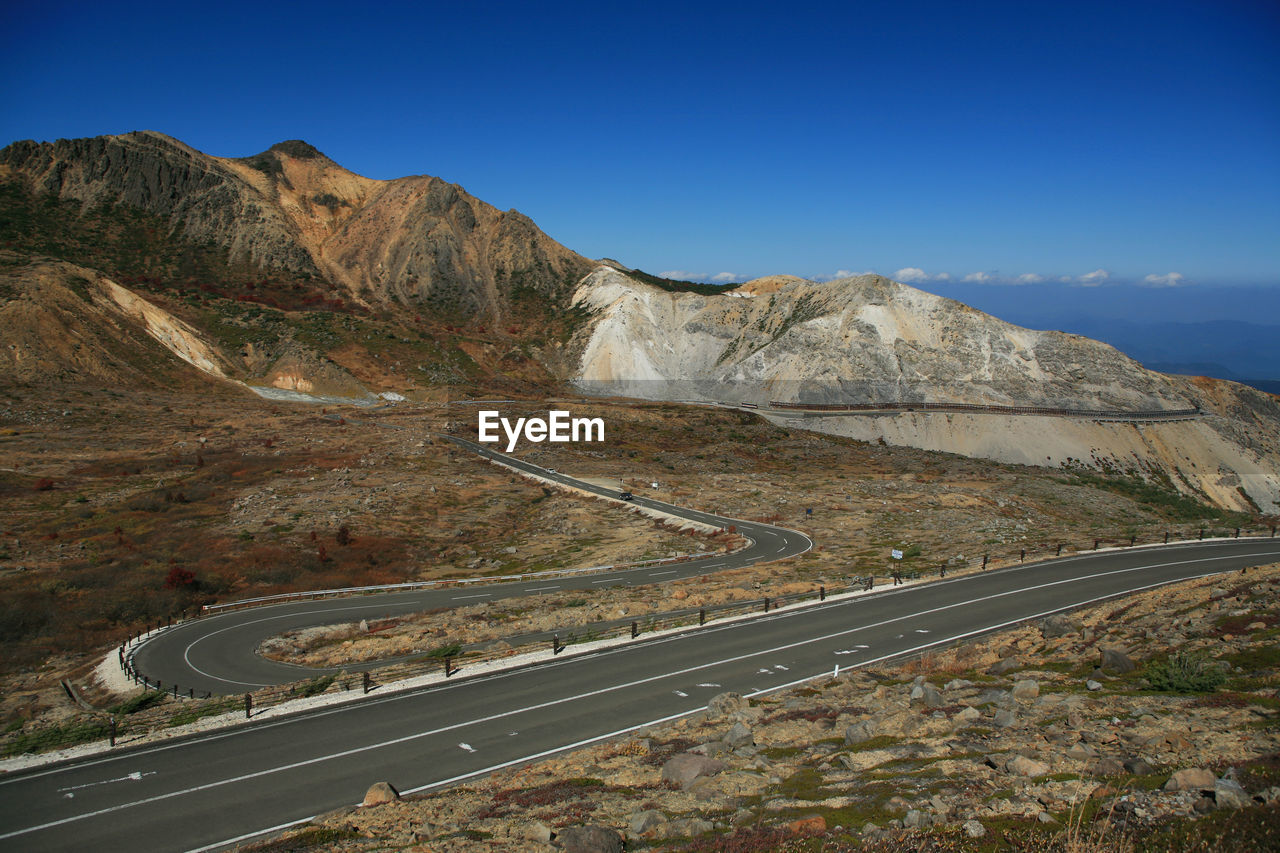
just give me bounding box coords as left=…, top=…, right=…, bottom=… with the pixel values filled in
left=570, top=266, right=1280, bottom=513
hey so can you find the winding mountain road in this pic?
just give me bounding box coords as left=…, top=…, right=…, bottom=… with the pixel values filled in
left=3, top=439, right=1278, bottom=853
left=132, top=436, right=814, bottom=695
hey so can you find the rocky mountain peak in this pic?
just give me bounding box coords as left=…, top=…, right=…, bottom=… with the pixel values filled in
left=267, top=139, right=327, bottom=160
left=0, top=131, right=594, bottom=318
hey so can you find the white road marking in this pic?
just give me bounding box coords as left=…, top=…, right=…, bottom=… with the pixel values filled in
left=452, top=594, right=492, bottom=601
left=7, top=554, right=1267, bottom=843
left=649, top=570, right=677, bottom=577
left=458, top=743, right=476, bottom=752
left=526, top=586, right=560, bottom=592
left=591, top=579, right=614, bottom=584
left=774, top=665, right=789, bottom=671
left=673, top=690, right=688, bottom=697
left=914, top=629, right=930, bottom=633
left=833, top=650, right=859, bottom=656
left=696, top=683, right=721, bottom=688
left=57, top=771, right=155, bottom=793
left=757, top=668, right=772, bottom=674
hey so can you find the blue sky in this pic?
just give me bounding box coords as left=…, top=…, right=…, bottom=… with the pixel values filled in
left=2, top=0, right=1277, bottom=294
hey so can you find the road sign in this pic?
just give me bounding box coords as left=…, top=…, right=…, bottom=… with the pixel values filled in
left=891, top=549, right=904, bottom=560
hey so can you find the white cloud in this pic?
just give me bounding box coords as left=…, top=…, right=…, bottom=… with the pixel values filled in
left=711, top=271, right=742, bottom=283
left=1016, top=273, right=1045, bottom=284
left=963, top=271, right=994, bottom=283
left=1077, top=269, right=1110, bottom=286
left=659, top=270, right=700, bottom=280
left=1058, top=275, right=1073, bottom=283
left=893, top=267, right=932, bottom=283
left=815, top=269, right=876, bottom=281
left=1141, top=272, right=1186, bottom=287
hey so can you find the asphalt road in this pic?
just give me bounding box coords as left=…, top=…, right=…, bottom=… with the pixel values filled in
left=4, top=537, right=1279, bottom=852
left=132, top=435, right=814, bottom=695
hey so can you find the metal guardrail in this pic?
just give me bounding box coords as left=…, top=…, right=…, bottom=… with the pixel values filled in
left=767, top=400, right=1204, bottom=420
left=8, top=522, right=1275, bottom=759
left=200, top=549, right=740, bottom=614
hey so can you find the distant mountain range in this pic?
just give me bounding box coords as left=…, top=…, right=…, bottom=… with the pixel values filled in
left=1, top=131, right=1278, bottom=512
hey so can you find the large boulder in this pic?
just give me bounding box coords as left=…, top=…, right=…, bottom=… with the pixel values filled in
left=910, top=683, right=944, bottom=708
left=1011, top=679, right=1039, bottom=703
left=1214, top=778, right=1251, bottom=810
left=722, top=721, right=755, bottom=749
left=556, top=825, right=624, bottom=853
left=1165, top=768, right=1215, bottom=792
left=987, top=658, right=1022, bottom=676
left=1099, top=648, right=1136, bottom=674
left=361, top=781, right=399, bottom=806
left=628, top=810, right=668, bottom=838
left=1007, top=755, right=1050, bottom=777
left=1041, top=615, right=1078, bottom=638
left=707, top=692, right=749, bottom=718
left=661, top=753, right=727, bottom=789
left=666, top=817, right=714, bottom=837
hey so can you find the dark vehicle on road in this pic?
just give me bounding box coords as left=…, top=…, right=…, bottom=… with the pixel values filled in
left=619, top=491, right=634, bottom=501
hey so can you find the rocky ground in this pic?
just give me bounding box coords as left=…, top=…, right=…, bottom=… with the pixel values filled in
left=0, top=386, right=1262, bottom=741
left=254, top=564, right=1280, bottom=852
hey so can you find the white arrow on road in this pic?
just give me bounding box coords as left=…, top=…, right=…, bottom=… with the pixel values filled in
left=58, top=770, right=156, bottom=797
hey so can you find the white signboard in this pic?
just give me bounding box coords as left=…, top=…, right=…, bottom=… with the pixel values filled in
left=891, top=549, right=904, bottom=560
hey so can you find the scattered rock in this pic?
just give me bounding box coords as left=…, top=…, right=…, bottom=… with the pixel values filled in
left=661, top=753, right=727, bottom=789
left=361, top=781, right=399, bottom=806
left=1041, top=615, right=1077, bottom=638
left=886, top=795, right=912, bottom=813
left=722, top=721, right=755, bottom=749
left=525, top=822, right=554, bottom=843
left=707, top=692, right=749, bottom=718
left=555, top=825, right=624, bottom=853
left=786, top=814, right=827, bottom=835
left=963, top=819, right=987, bottom=838
left=911, top=683, right=944, bottom=708
left=666, top=817, right=714, bottom=837
left=1165, top=767, right=1215, bottom=792
left=903, top=809, right=928, bottom=828
left=987, top=658, right=1021, bottom=676
left=1123, top=758, right=1155, bottom=776
left=844, top=721, right=874, bottom=744
left=1086, top=679, right=1103, bottom=691
left=1066, top=743, right=1097, bottom=760
left=993, top=709, right=1017, bottom=728
left=1011, top=679, right=1039, bottom=703
left=1007, top=755, right=1050, bottom=777
left=1093, top=757, right=1125, bottom=776
left=1100, top=648, right=1135, bottom=674
left=1214, top=778, right=1251, bottom=810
